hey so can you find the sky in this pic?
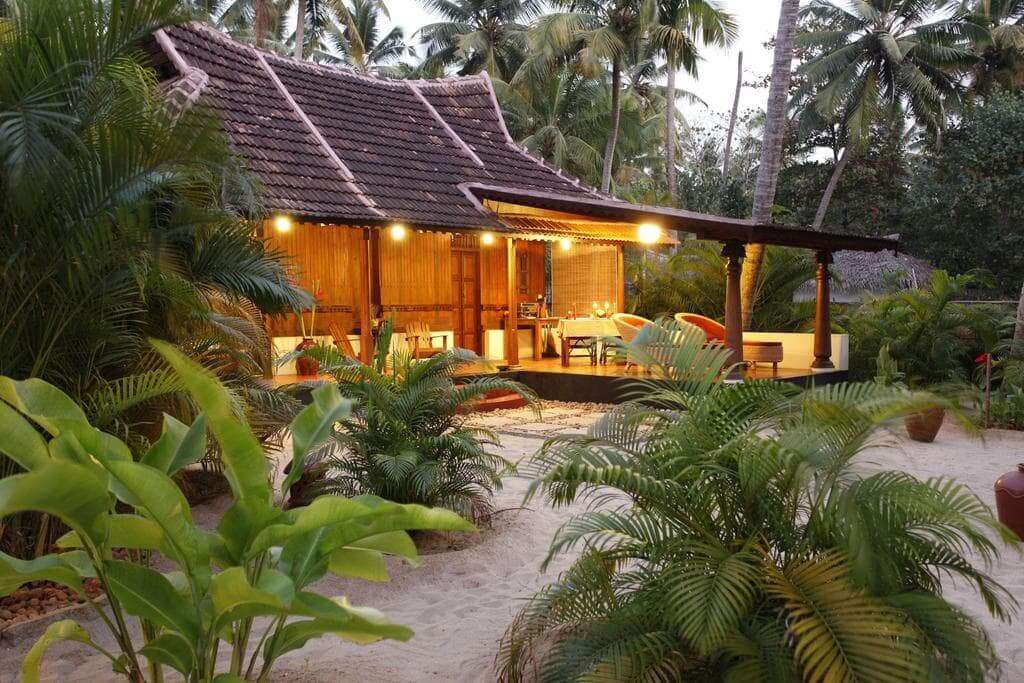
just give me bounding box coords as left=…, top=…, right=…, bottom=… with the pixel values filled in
left=382, top=0, right=786, bottom=122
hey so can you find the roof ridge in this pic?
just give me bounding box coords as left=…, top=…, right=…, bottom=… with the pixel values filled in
left=252, top=49, right=386, bottom=217
left=406, top=81, right=486, bottom=169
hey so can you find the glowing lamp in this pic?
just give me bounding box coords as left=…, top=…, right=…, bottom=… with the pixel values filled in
left=480, top=232, right=496, bottom=245
left=559, top=238, right=572, bottom=251
left=389, top=223, right=407, bottom=241
left=272, top=214, right=293, bottom=234
left=637, top=223, right=662, bottom=245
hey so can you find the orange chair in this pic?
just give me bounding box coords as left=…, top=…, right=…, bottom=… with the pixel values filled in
left=674, top=312, right=784, bottom=375
left=674, top=313, right=725, bottom=343
left=611, top=313, right=654, bottom=371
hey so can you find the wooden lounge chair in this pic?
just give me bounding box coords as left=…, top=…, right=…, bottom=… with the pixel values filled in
left=405, top=321, right=447, bottom=359
left=673, top=313, right=784, bottom=375
left=329, top=322, right=358, bottom=359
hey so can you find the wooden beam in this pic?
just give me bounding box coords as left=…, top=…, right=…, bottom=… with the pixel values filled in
left=811, top=250, right=835, bottom=370
left=722, top=241, right=745, bottom=378
left=505, top=236, right=520, bottom=367
left=615, top=244, right=626, bottom=314
left=358, top=228, right=374, bottom=363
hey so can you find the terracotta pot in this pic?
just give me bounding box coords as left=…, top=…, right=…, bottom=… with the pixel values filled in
left=295, top=338, right=319, bottom=376
left=995, top=464, right=1024, bottom=541
left=905, top=407, right=945, bottom=443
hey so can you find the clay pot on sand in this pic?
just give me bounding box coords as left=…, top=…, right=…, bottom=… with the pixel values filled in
left=995, top=464, right=1024, bottom=541
left=905, top=406, right=945, bottom=443
left=295, top=338, right=318, bottom=376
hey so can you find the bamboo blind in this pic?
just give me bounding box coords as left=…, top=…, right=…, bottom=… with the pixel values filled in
left=551, top=243, right=621, bottom=317
left=379, top=230, right=454, bottom=329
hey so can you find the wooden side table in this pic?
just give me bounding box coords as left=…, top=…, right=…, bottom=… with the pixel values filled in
left=743, top=341, right=784, bottom=375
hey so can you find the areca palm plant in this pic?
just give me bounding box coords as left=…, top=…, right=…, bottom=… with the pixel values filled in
left=648, top=0, right=735, bottom=205
left=795, top=0, right=973, bottom=229
left=417, top=0, right=540, bottom=79
left=300, top=322, right=536, bottom=520
left=0, top=0, right=308, bottom=554
left=524, top=0, right=656, bottom=192
left=498, top=319, right=1016, bottom=681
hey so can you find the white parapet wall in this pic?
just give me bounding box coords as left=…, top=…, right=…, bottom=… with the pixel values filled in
left=743, top=332, right=849, bottom=372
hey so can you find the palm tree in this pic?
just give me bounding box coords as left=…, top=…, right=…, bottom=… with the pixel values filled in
left=648, top=0, right=736, bottom=205
left=316, top=0, right=413, bottom=72
left=965, top=0, right=1024, bottom=98
left=526, top=0, right=655, bottom=193
left=795, top=0, right=972, bottom=231
left=495, top=70, right=605, bottom=179
left=498, top=318, right=1015, bottom=681
left=416, top=0, right=540, bottom=80
left=740, top=0, right=800, bottom=329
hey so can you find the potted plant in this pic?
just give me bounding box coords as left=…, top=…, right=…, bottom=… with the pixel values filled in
left=874, top=344, right=944, bottom=442
left=295, top=279, right=321, bottom=376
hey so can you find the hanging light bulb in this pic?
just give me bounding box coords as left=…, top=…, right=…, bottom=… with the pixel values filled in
left=390, top=223, right=407, bottom=241
left=637, top=223, right=662, bottom=245
left=480, top=231, right=495, bottom=245
left=559, top=238, right=572, bottom=251
left=272, top=214, right=293, bottom=234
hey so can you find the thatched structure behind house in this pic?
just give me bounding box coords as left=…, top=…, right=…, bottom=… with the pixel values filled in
left=796, top=239, right=935, bottom=303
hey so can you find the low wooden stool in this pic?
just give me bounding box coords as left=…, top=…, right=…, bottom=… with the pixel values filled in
left=743, top=341, right=784, bottom=375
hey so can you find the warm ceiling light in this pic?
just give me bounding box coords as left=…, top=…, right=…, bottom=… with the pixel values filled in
left=389, top=223, right=407, bottom=241
left=272, top=214, right=293, bottom=234
left=559, top=238, right=572, bottom=251
left=480, top=231, right=495, bottom=245
left=637, top=223, right=662, bottom=245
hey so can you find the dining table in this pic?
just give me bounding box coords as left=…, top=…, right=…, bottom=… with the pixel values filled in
left=556, top=317, right=621, bottom=366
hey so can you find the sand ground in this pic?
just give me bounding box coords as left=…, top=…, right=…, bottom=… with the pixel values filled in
left=2, top=404, right=1022, bottom=682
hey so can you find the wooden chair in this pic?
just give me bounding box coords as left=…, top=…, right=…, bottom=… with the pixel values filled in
left=405, top=321, right=447, bottom=359
left=328, top=322, right=358, bottom=359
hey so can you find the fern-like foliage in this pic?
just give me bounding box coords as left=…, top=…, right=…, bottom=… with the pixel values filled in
left=302, top=321, right=537, bottom=520
left=498, top=318, right=1018, bottom=682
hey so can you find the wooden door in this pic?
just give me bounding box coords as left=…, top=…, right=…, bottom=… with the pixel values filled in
left=451, top=247, right=481, bottom=352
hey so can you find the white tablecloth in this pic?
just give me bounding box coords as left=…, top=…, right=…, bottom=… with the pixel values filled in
left=556, top=318, right=620, bottom=339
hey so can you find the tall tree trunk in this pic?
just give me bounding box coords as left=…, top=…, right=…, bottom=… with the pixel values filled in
left=665, top=55, right=678, bottom=205
left=254, top=0, right=269, bottom=48
left=811, top=147, right=850, bottom=231
left=601, top=58, right=623, bottom=194
left=740, top=0, right=800, bottom=329
left=1014, top=280, right=1024, bottom=356
left=722, top=51, right=743, bottom=176
left=294, top=0, right=305, bottom=60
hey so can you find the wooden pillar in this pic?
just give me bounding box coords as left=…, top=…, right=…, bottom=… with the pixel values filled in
left=505, top=236, right=520, bottom=367
left=358, top=228, right=375, bottom=364
left=256, top=219, right=274, bottom=378
left=811, top=250, right=835, bottom=370
left=722, top=241, right=745, bottom=376
left=615, top=244, right=626, bottom=314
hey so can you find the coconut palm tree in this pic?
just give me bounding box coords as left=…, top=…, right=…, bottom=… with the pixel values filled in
left=795, top=0, right=973, bottom=230
left=494, top=70, right=605, bottom=179
left=498, top=318, right=1016, bottom=681
left=525, top=0, right=655, bottom=193
left=740, top=0, right=800, bottom=329
left=965, top=0, right=1024, bottom=98
left=314, top=0, right=413, bottom=72
left=648, top=0, right=736, bottom=205
left=416, top=0, right=540, bottom=79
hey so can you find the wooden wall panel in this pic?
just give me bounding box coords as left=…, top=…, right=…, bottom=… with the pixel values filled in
left=480, top=237, right=509, bottom=330
left=515, top=240, right=546, bottom=305
left=266, top=222, right=363, bottom=337
left=552, top=243, right=621, bottom=317
left=379, top=231, right=453, bottom=330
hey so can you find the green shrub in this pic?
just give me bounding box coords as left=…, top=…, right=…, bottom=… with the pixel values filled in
left=301, top=321, right=536, bottom=520
left=989, top=384, right=1024, bottom=430
left=844, top=270, right=998, bottom=385
left=498, top=319, right=1017, bottom=681
left=0, top=341, right=470, bottom=681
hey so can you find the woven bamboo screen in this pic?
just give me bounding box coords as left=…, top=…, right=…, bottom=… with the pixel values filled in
left=551, top=243, right=621, bottom=317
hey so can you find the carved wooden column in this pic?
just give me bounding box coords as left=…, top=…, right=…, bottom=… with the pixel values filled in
left=722, top=241, right=745, bottom=376
left=811, top=250, right=835, bottom=370
left=505, top=236, right=520, bottom=367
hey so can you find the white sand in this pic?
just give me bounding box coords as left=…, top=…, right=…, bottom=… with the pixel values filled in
left=3, top=407, right=1023, bottom=682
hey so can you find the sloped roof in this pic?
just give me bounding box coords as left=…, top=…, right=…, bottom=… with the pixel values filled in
left=151, top=23, right=597, bottom=231
left=795, top=240, right=935, bottom=302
